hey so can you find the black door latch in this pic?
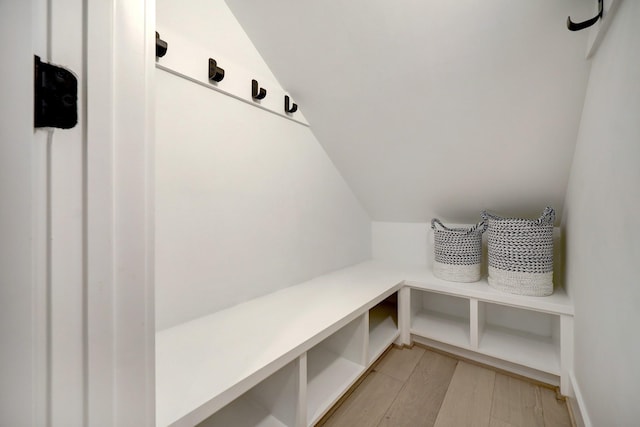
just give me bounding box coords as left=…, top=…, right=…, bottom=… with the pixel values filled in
left=34, top=55, right=78, bottom=129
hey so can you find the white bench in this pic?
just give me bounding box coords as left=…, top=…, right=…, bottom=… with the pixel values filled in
left=156, top=262, right=405, bottom=426
left=156, top=261, right=573, bottom=426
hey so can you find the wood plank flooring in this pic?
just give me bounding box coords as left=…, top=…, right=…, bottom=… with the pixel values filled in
left=434, top=361, right=496, bottom=427
left=318, top=346, right=571, bottom=427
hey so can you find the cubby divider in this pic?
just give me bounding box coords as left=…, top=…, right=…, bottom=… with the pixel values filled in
left=368, top=293, right=399, bottom=363
left=469, top=298, right=483, bottom=349
left=306, top=315, right=367, bottom=426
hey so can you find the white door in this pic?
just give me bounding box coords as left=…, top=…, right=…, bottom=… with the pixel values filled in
left=1, top=0, right=45, bottom=425
left=1, top=0, right=85, bottom=425
left=1, top=0, right=155, bottom=425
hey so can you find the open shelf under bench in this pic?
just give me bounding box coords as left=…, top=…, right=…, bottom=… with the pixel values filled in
left=402, top=264, right=572, bottom=390
left=156, top=262, right=403, bottom=426
left=156, top=260, right=573, bottom=426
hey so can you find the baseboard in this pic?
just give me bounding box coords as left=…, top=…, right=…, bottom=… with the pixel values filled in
left=568, top=372, right=591, bottom=427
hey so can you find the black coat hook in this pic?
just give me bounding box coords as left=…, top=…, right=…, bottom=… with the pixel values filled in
left=208, top=58, right=225, bottom=82
left=567, top=0, right=603, bottom=31
left=252, top=79, right=267, bottom=100
left=284, top=95, right=298, bottom=114
left=156, top=32, right=168, bottom=58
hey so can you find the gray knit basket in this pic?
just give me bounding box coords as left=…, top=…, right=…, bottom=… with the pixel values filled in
left=481, top=207, right=555, bottom=296
left=431, top=219, right=487, bottom=283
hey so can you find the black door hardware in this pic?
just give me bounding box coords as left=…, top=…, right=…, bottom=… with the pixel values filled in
left=252, top=79, right=267, bottom=100
left=156, top=32, right=168, bottom=57
left=34, top=55, right=78, bottom=129
left=284, top=95, right=298, bottom=114
left=208, top=59, right=225, bottom=82
left=567, top=0, right=603, bottom=31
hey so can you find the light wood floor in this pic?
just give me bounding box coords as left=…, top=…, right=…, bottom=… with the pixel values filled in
left=318, top=346, right=572, bottom=427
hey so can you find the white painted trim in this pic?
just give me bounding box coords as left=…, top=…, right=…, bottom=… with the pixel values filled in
left=469, top=298, right=480, bottom=349
left=32, top=3, right=51, bottom=426
left=84, top=0, right=156, bottom=425
left=153, top=27, right=309, bottom=127
left=362, top=311, right=371, bottom=366
left=32, top=129, right=50, bottom=427
left=569, top=371, right=592, bottom=427
left=85, top=0, right=115, bottom=423
left=155, top=64, right=309, bottom=127
left=567, top=397, right=586, bottom=427
left=48, top=0, right=87, bottom=422
left=295, top=354, right=307, bottom=427
left=145, top=1, right=157, bottom=423
left=559, top=315, right=574, bottom=397
left=111, top=0, right=156, bottom=424
left=397, top=286, right=411, bottom=346
left=585, top=0, right=621, bottom=58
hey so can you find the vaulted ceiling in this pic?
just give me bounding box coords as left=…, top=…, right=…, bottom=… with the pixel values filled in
left=225, top=0, right=593, bottom=223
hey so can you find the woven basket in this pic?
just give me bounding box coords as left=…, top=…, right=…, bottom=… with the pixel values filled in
left=431, top=219, right=486, bottom=283
left=481, top=207, right=555, bottom=296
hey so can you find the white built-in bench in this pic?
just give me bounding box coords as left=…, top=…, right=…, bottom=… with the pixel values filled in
left=156, top=261, right=573, bottom=427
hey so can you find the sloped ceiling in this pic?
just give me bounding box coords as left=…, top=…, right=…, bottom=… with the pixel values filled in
left=225, top=0, right=593, bottom=223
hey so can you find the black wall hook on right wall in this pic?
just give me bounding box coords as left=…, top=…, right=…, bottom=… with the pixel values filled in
left=567, top=0, right=603, bottom=31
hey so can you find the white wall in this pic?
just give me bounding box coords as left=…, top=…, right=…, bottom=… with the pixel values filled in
left=372, top=220, right=563, bottom=287
left=226, top=0, right=592, bottom=224
left=155, top=0, right=371, bottom=330
left=563, top=1, right=640, bottom=425
left=372, top=222, right=432, bottom=267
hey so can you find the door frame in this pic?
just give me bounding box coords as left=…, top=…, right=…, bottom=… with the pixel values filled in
left=0, top=0, right=156, bottom=424
left=85, top=0, right=155, bottom=424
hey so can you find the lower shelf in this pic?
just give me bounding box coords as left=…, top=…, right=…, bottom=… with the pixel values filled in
left=307, top=346, right=364, bottom=426
left=479, top=325, right=560, bottom=375
left=411, top=335, right=560, bottom=387
left=197, top=395, right=288, bottom=427
left=411, top=309, right=470, bottom=349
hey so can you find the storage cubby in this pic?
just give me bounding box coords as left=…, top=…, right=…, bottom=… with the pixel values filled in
left=157, top=263, right=573, bottom=426
left=198, top=360, right=300, bottom=427
left=306, top=316, right=366, bottom=426
left=410, top=289, right=470, bottom=348
left=477, top=302, right=561, bottom=375
left=368, top=293, right=399, bottom=363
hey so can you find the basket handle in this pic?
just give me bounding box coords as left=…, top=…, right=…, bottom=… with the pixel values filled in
left=536, top=206, right=556, bottom=225
left=480, top=210, right=500, bottom=222
left=481, top=208, right=555, bottom=226
left=474, top=220, right=489, bottom=234
left=431, top=218, right=487, bottom=235
left=431, top=218, right=447, bottom=231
